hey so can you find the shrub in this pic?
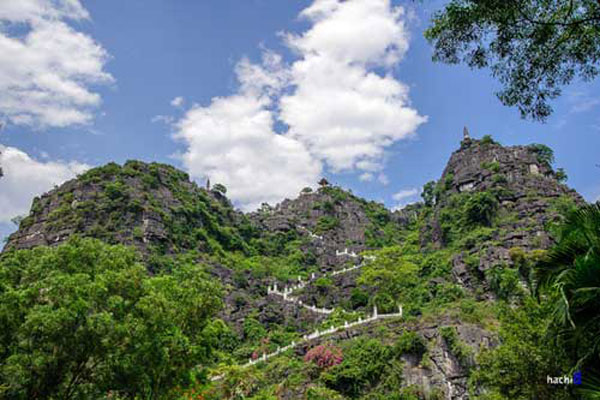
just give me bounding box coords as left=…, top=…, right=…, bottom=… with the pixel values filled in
left=492, top=173, right=507, bottom=184
left=212, top=183, right=227, bottom=195
left=306, top=386, right=345, bottom=400
left=322, top=338, right=392, bottom=397
left=304, top=344, right=343, bottom=369
left=480, top=134, right=499, bottom=145
left=439, top=326, right=473, bottom=368
left=486, top=264, right=522, bottom=300
left=422, top=181, right=436, bottom=206
left=555, top=168, right=568, bottom=183
left=528, top=143, right=555, bottom=166
left=481, top=160, right=500, bottom=172
left=394, top=331, right=427, bottom=359
left=350, top=288, right=369, bottom=309
left=315, top=215, right=339, bottom=233
left=314, top=276, right=333, bottom=288
left=464, top=192, right=498, bottom=226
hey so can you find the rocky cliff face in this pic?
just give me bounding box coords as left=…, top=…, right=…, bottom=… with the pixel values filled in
left=5, top=161, right=248, bottom=260
left=249, top=186, right=397, bottom=271
left=425, top=138, right=583, bottom=296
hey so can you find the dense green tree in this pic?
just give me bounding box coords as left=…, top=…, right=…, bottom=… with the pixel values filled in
left=535, top=203, right=600, bottom=388
left=212, top=183, right=227, bottom=195
left=0, top=237, right=222, bottom=399
left=471, top=299, right=573, bottom=399
left=555, top=167, right=568, bottom=183
left=422, top=181, right=437, bottom=207
left=321, top=338, right=399, bottom=398
left=425, top=0, right=600, bottom=121
left=358, top=246, right=419, bottom=313
left=529, top=143, right=555, bottom=166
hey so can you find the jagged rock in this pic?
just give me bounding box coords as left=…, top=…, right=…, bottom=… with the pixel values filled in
left=4, top=161, right=243, bottom=256
left=427, top=139, right=584, bottom=296
left=249, top=187, right=395, bottom=271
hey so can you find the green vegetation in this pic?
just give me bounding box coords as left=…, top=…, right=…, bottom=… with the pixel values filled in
left=0, top=237, right=222, bottom=399
left=439, top=326, right=473, bottom=368
left=425, top=0, right=600, bottom=121
left=315, top=215, right=340, bottom=233
left=471, top=299, right=573, bottom=399
left=3, top=146, right=593, bottom=399
left=555, top=167, right=568, bottom=183
left=480, top=135, right=498, bottom=146
left=212, top=183, right=227, bottom=195
left=321, top=338, right=404, bottom=398
left=535, top=204, right=600, bottom=388
left=464, top=192, right=498, bottom=226
left=529, top=143, right=555, bottom=166
left=480, top=160, right=500, bottom=172
left=422, top=181, right=436, bottom=207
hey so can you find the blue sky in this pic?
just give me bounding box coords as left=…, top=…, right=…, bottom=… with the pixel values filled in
left=1, top=0, right=599, bottom=243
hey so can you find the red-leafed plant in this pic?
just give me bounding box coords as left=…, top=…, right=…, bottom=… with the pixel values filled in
left=304, top=344, right=343, bottom=369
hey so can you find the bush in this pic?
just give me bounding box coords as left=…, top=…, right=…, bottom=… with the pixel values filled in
left=481, top=161, right=500, bottom=172
left=422, top=181, right=436, bottom=207
left=315, top=215, right=339, bottom=233
left=528, top=143, right=555, bottom=166
left=394, top=331, right=427, bottom=359
left=555, top=168, right=568, bottom=183
left=480, top=135, right=499, bottom=145
left=464, top=192, right=498, bottom=226
left=212, top=183, right=227, bottom=195
left=304, top=344, right=343, bottom=369
left=306, top=386, right=345, bottom=400
left=350, top=288, right=369, bottom=309
left=486, top=264, right=522, bottom=301
left=322, top=338, right=392, bottom=397
left=439, top=326, right=473, bottom=368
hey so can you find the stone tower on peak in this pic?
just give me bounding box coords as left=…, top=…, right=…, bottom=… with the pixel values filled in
left=463, top=126, right=470, bottom=140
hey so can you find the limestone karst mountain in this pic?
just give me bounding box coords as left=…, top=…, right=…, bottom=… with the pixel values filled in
left=2, top=137, right=584, bottom=399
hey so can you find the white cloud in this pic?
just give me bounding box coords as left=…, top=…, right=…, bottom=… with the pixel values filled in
left=359, top=172, right=374, bottom=182
left=0, top=0, right=113, bottom=128
left=0, top=144, right=90, bottom=222
left=391, top=187, right=420, bottom=210
left=170, top=96, right=184, bottom=107
left=280, top=0, right=426, bottom=172
left=172, top=0, right=425, bottom=210
left=173, top=55, right=321, bottom=211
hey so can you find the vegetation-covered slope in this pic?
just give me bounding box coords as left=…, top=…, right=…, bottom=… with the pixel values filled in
left=5, top=161, right=254, bottom=264
left=1, top=137, right=596, bottom=399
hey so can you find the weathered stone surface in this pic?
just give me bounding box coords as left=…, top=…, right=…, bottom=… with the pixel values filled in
left=249, top=187, right=392, bottom=272
left=4, top=161, right=241, bottom=256
left=431, top=139, right=584, bottom=296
